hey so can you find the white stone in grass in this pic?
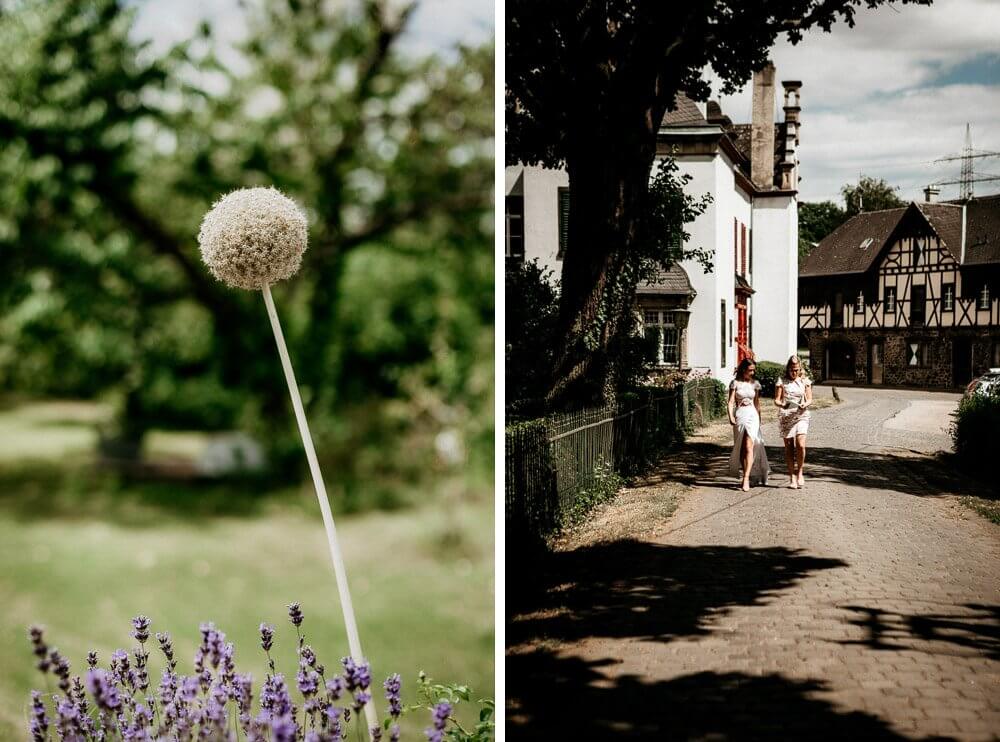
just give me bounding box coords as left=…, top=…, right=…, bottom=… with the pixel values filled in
left=198, top=187, right=308, bottom=290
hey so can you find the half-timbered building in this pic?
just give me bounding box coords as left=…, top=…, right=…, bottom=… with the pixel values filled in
left=799, top=193, right=1000, bottom=387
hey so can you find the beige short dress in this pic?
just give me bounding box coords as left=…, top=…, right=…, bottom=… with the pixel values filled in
left=778, top=376, right=811, bottom=439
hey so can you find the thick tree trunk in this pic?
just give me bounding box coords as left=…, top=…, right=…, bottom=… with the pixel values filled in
left=545, top=116, right=660, bottom=411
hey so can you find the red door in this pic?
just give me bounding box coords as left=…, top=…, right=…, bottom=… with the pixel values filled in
left=736, top=302, right=749, bottom=363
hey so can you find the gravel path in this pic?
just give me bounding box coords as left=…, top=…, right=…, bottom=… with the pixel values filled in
left=508, top=386, right=1000, bottom=741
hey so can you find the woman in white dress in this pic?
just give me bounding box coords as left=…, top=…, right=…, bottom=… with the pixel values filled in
left=727, top=358, right=769, bottom=491
left=774, top=355, right=812, bottom=489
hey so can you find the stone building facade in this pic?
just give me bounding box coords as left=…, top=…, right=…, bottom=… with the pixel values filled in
left=799, top=194, right=1000, bottom=388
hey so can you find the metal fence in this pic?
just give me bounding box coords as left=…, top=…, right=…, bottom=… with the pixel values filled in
left=505, top=378, right=724, bottom=546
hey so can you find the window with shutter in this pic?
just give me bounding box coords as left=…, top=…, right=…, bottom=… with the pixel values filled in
left=557, top=187, right=570, bottom=259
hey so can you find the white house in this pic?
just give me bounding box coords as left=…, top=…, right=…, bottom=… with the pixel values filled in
left=505, top=65, right=801, bottom=382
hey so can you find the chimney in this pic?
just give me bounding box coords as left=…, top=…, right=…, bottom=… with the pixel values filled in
left=924, top=185, right=940, bottom=203
left=780, top=80, right=802, bottom=191
left=751, top=64, right=777, bottom=190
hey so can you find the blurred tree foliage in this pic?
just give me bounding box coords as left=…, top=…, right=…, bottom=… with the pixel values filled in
left=0, top=0, right=493, bottom=488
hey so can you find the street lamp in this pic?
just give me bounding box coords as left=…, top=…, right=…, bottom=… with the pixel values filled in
left=673, top=308, right=691, bottom=331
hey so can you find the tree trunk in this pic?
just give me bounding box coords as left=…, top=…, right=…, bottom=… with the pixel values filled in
left=545, top=116, right=659, bottom=411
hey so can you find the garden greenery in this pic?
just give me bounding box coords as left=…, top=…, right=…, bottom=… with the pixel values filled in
left=951, top=387, right=1000, bottom=478
left=26, top=603, right=494, bottom=742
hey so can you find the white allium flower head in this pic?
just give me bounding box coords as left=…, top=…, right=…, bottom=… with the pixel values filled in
left=198, top=187, right=308, bottom=290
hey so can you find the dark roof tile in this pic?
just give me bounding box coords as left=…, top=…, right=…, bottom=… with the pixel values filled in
left=660, top=95, right=707, bottom=127
left=637, top=264, right=696, bottom=296
left=799, top=207, right=905, bottom=277
left=961, top=194, right=1000, bottom=265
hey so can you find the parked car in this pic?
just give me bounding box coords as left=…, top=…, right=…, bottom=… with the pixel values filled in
left=964, top=368, right=1000, bottom=398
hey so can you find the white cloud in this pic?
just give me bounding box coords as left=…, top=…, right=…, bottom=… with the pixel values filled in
left=705, top=0, right=1000, bottom=204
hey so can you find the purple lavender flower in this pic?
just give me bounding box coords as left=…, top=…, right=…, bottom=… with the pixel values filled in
left=341, top=657, right=371, bottom=691
left=49, top=648, right=71, bottom=693
left=28, top=690, right=48, bottom=742
left=297, top=666, right=320, bottom=697
left=261, top=674, right=293, bottom=717
left=29, top=625, right=50, bottom=673
left=371, top=725, right=383, bottom=741
left=233, top=673, right=253, bottom=716
left=325, top=676, right=344, bottom=701
left=384, top=674, right=402, bottom=719
left=352, top=690, right=371, bottom=712
left=156, top=632, right=175, bottom=668
left=86, top=669, right=122, bottom=712
left=426, top=700, right=452, bottom=739
left=55, top=696, right=86, bottom=741
left=259, top=623, right=274, bottom=653
left=287, top=603, right=304, bottom=629
left=325, top=705, right=343, bottom=741
left=178, top=676, right=199, bottom=703
left=270, top=712, right=298, bottom=742
left=131, top=615, right=151, bottom=644
left=86, top=651, right=98, bottom=669
left=389, top=722, right=401, bottom=742
left=432, top=701, right=452, bottom=728
left=300, top=644, right=317, bottom=667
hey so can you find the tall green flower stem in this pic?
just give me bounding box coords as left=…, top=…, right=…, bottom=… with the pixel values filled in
left=262, top=283, right=378, bottom=738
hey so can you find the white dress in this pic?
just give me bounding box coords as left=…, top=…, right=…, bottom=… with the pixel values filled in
left=778, top=376, right=812, bottom=439
left=728, top=379, right=769, bottom=484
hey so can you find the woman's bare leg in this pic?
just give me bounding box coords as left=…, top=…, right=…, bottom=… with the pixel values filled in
left=796, top=434, right=807, bottom=485
left=741, top=432, right=754, bottom=491
left=783, top=438, right=798, bottom=488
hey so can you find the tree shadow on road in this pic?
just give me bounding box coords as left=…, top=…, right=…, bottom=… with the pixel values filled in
left=508, top=540, right=848, bottom=646
left=837, top=603, right=1000, bottom=660
left=640, top=439, right=998, bottom=500
left=506, top=650, right=952, bottom=741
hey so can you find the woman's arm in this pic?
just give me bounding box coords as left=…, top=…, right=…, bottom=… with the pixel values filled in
left=754, top=387, right=762, bottom=416
left=727, top=387, right=737, bottom=425
left=801, top=382, right=813, bottom=409
left=775, top=383, right=785, bottom=408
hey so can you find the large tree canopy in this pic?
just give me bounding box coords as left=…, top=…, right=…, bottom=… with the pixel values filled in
left=0, top=0, right=493, bottom=482
left=507, top=0, right=930, bottom=409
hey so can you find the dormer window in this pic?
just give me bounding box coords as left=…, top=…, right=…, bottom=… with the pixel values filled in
left=980, top=284, right=991, bottom=310
left=884, top=287, right=896, bottom=314
left=855, top=291, right=865, bottom=314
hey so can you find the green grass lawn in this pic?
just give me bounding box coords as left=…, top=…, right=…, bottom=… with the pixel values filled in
left=0, top=400, right=494, bottom=738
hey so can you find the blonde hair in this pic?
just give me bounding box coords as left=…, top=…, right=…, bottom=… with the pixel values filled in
left=784, top=355, right=804, bottom=381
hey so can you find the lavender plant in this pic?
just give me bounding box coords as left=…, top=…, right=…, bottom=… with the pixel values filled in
left=26, top=604, right=493, bottom=741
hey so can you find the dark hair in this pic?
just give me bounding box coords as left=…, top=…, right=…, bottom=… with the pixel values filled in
left=734, top=358, right=755, bottom=381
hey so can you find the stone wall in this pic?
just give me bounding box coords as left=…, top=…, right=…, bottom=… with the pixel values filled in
left=803, top=328, right=1000, bottom=388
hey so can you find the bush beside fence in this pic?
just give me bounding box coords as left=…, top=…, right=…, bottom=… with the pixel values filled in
left=505, top=378, right=726, bottom=547
left=951, top=389, right=1000, bottom=479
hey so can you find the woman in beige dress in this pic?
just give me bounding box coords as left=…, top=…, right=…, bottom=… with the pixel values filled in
left=774, top=355, right=812, bottom=488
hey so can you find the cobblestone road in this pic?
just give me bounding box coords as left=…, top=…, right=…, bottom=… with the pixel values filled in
left=508, top=387, right=1000, bottom=741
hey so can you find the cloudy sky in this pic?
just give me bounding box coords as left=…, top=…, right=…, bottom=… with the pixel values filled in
left=132, top=0, right=494, bottom=63
left=707, top=0, right=1000, bottom=204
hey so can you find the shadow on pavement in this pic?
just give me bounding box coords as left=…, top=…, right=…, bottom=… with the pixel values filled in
left=644, top=440, right=998, bottom=500
left=508, top=540, right=848, bottom=646
left=838, top=603, right=1000, bottom=660
left=506, top=651, right=953, bottom=740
